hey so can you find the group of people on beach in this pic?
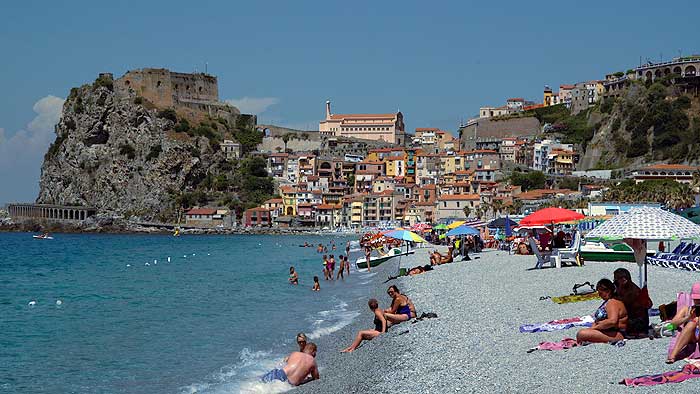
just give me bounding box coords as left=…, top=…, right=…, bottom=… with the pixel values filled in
left=288, top=241, right=353, bottom=291
left=341, top=285, right=417, bottom=353
left=575, top=270, right=700, bottom=365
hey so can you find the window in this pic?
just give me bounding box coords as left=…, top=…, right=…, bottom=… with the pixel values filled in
left=443, top=201, right=447, bottom=208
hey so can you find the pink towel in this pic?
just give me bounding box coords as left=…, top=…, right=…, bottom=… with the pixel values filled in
left=621, top=363, right=700, bottom=386
left=527, top=338, right=578, bottom=352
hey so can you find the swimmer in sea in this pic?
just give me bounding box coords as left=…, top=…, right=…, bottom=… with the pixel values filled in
left=312, top=276, right=320, bottom=291
left=289, top=266, right=298, bottom=285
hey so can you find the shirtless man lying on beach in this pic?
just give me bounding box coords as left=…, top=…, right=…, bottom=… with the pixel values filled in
left=261, top=343, right=320, bottom=386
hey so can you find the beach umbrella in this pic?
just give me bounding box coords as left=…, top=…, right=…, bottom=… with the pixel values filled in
left=384, top=230, right=428, bottom=275
left=446, top=224, right=480, bottom=237
left=504, top=216, right=513, bottom=237
left=433, top=223, right=449, bottom=231
left=520, top=207, right=584, bottom=227
left=447, top=220, right=466, bottom=229
left=488, top=217, right=519, bottom=229
left=586, top=207, right=700, bottom=286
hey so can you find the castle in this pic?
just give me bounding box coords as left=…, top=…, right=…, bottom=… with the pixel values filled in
left=103, top=68, right=254, bottom=126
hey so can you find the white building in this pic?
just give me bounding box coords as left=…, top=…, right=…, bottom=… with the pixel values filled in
left=532, top=140, right=573, bottom=173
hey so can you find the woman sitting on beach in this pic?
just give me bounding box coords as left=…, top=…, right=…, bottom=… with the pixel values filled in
left=341, top=298, right=387, bottom=353
left=384, top=285, right=416, bottom=324
left=666, top=282, right=700, bottom=363
left=576, top=279, right=628, bottom=344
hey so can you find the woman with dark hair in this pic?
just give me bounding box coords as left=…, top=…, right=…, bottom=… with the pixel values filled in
left=383, top=285, right=416, bottom=324
left=341, top=298, right=387, bottom=353
left=289, top=266, right=298, bottom=285
left=576, top=278, right=628, bottom=343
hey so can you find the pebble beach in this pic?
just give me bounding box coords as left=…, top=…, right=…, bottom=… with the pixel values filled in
left=293, top=247, right=697, bottom=394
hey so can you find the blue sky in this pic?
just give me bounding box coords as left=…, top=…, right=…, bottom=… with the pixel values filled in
left=1, top=0, right=698, bottom=204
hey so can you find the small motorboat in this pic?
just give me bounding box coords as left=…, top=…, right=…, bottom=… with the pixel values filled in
left=355, top=247, right=415, bottom=269
left=33, top=233, right=54, bottom=240
left=579, top=240, right=655, bottom=262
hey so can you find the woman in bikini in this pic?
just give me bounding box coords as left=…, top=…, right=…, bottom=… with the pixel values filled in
left=576, top=278, right=628, bottom=344
left=288, top=266, right=298, bottom=285
left=666, top=282, right=700, bottom=363
left=383, top=285, right=416, bottom=324
left=341, top=298, right=387, bottom=353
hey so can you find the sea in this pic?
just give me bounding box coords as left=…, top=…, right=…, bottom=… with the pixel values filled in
left=0, top=232, right=372, bottom=394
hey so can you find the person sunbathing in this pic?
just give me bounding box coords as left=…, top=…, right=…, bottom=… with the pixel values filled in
left=384, top=285, right=416, bottom=324
left=667, top=282, right=700, bottom=364
left=576, top=279, right=628, bottom=344
left=614, top=268, right=651, bottom=337
left=429, top=250, right=441, bottom=265
left=341, top=298, right=387, bottom=353
left=438, top=247, right=454, bottom=264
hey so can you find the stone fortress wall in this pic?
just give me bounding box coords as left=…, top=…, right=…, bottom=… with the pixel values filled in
left=109, top=68, right=248, bottom=126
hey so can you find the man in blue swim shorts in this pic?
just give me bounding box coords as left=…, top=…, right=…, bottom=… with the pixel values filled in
left=260, top=343, right=319, bottom=386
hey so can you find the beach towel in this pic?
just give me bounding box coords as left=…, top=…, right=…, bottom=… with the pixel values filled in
left=527, top=338, right=578, bottom=352
left=527, top=338, right=625, bottom=353
left=519, top=315, right=594, bottom=333
left=550, top=292, right=601, bottom=304
left=621, top=363, right=700, bottom=386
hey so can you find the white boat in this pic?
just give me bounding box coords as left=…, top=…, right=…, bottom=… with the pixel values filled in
left=355, top=247, right=415, bottom=269
left=33, top=234, right=54, bottom=240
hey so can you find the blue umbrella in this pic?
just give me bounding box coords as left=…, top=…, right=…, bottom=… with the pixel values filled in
left=446, top=224, right=480, bottom=237
left=505, top=216, right=513, bottom=237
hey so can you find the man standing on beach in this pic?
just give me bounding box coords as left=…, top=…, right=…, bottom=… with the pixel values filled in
left=261, top=343, right=320, bottom=386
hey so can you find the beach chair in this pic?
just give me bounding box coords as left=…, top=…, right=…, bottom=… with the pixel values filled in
left=667, top=292, right=700, bottom=360
left=530, top=238, right=554, bottom=269
left=552, top=231, right=581, bottom=268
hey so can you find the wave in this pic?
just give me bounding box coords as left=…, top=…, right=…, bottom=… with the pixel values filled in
left=179, top=348, right=288, bottom=394
left=306, top=300, right=359, bottom=340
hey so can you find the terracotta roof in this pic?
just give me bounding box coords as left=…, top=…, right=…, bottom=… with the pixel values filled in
left=298, top=203, right=314, bottom=207
left=264, top=198, right=284, bottom=204
left=507, top=98, right=524, bottom=102
left=329, top=113, right=396, bottom=120
left=185, top=208, right=217, bottom=215
left=523, top=104, right=544, bottom=111
left=463, top=149, right=498, bottom=154
left=514, top=188, right=575, bottom=200
left=306, top=175, right=319, bottom=181
left=439, top=194, right=480, bottom=201
left=415, top=201, right=436, bottom=206
left=246, top=207, right=271, bottom=212
left=639, top=164, right=699, bottom=171
left=560, top=84, right=575, bottom=90
left=423, top=184, right=437, bottom=189
left=415, top=127, right=439, bottom=132
left=269, top=153, right=289, bottom=157
left=315, top=204, right=336, bottom=210
left=455, top=170, right=475, bottom=175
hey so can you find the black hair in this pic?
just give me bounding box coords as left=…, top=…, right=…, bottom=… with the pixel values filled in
left=368, top=298, right=379, bottom=309
left=388, top=285, right=400, bottom=294
left=313, top=276, right=319, bottom=282
left=596, top=278, right=616, bottom=295
left=613, top=268, right=632, bottom=281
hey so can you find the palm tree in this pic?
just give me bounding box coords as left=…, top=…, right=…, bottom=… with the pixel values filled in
left=491, top=199, right=504, bottom=218
left=462, top=206, right=471, bottom=218
left=282, top=133, right=293, bottom=152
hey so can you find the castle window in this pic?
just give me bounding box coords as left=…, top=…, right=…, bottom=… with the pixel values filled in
left=186, top=85, right=190, bottom=91
left=199, top=87, right=203, bottom=93
left=157, top=81, right=162, bottom=87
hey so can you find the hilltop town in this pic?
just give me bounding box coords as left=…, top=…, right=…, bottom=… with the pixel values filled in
left=4, top=55, right=700, bottom=232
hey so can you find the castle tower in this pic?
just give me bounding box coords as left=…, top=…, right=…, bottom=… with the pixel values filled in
left=326, top=100, right=331, bottom=120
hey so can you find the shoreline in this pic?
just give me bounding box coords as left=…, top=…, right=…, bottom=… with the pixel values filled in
left=292, top=247, right=693, bottom=393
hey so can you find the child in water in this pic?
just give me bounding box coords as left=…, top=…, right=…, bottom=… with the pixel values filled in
left=312, top=276, right=320, bottom=291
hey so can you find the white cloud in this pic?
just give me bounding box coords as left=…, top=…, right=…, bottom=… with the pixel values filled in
left=0, top=95, right=65, bottom=204
left=225, top=97, right=279, bottom=115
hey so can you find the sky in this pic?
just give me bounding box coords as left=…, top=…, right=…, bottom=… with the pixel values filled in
left=0, top=0, right=698, bottom=204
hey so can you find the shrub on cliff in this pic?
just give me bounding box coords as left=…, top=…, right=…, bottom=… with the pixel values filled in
left=146, top=145, right=162, bottom=161
left=174, top=119, right=191, bottom=133
left=157, top=109, right=178, bottom=123
left=93, top=75, right=113, bottom=91
left=233, top=126, right=263, bottom=154
left=119, top=143, right=136, bottom=160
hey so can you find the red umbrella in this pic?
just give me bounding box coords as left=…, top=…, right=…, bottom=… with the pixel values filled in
left=520, top=207, right=584, bottom=226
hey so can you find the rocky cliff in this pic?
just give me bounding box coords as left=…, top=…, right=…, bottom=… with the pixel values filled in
left=37, top=74, right=256, bottom=220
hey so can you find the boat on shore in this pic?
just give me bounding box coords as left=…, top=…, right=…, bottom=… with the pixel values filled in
left=579, top=240, right=655, bottom=262
left=355, top=247, right=415, bottom=269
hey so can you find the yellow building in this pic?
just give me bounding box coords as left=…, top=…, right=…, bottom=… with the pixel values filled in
left=439, top=154, right=457, bottom=174
left=280, top=186, right=297, bottom=216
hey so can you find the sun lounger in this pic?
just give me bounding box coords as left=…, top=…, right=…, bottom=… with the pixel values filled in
left=530, top=238, right=553, bottom=269
left=552, top=231, right=581, bottom=268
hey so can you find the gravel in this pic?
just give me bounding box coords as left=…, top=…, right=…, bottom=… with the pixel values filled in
left=294, top=248, right=698, bottom=394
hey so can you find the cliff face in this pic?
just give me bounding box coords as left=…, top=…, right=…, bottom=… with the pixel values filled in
left=37, top=80, right=227, bottom=219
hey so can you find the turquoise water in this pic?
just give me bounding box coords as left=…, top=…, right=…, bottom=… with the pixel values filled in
left=0, top=233, right=367, bottom=393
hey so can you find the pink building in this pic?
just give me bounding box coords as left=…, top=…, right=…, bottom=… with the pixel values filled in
left=319, top=100, right=405, bottom=144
